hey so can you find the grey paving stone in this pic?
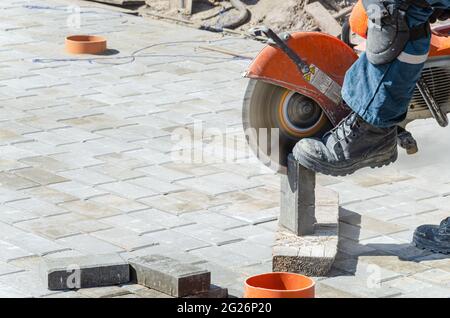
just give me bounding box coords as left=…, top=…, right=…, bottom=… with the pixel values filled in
left=315, top=282, right=357, bottom=298
left=22, top=186, right=78, bottom=205
left=141, top=230, right=211, bottom=252
left=136, top=164, right=192, bottom=182
left=190, top=246, right=259, bottom=268
left=173, top=224, right=243, bottom=246
left=133, top=287, right=175, bottom=298
left=129, top=209, right=195, bottom=229
left=411, top=268, right=450, bottom=288
left=0, top=271, right=59, bottom=297
left=0, top=172, right=39, bottom=190
left=327, top=182, right=386, bottom=205
left=357, top=254, right=431, bottom=276
left=91, top=228, right=159, bottom=252
left=176, top=172, right=261, bottom=196
left=180, top=211, right=248, bottom=231
left=320, top=275, right=403, bottom=298
left=225, top=225, right=275, bottom=247
left=58, top=169, right=116, bottom=186
left=101, top=214, right=165, bottom=235
left=128, top=176, right=185, bottom=195
left=41, top=254, right=130, bottom=290
left=218, top=206, right=279, bottom=225
left=138, top=190, right=224, bottom=215
left=42, top=291, right=88, bottom=298
left=0, top=239, right=35, bottom=262
left=98, top=181, right=157, bottom=200
left=14, top=167, right=68, bottom=186
left=230, top=234, right=274, bottom=262
left=77, top=286, right=132, bottom=298
left=185, top=285, right=228, bottom=298
left=0, top=282, right=31, bottom=298
left=396, top=285, right=450, bottom=298
left=0, top=261, right=23, bottom=276
left=88, top=194, right=148, bottom=213
left=5, top=233, right=69, bottom=257
left=332, top=254, right=402, bottom=283
left=0, top=206, right=38, bottom=224
left=57, top=234, right=125, bottom=254
left=5, top=198, right=68, bottom=217
left=129, top=255, right=211, bottom=297
left=49, top=181, right=109, bottom=200
left=18, top=156, right=70, bottom=173
left=58, top=200, right=121, bottom=219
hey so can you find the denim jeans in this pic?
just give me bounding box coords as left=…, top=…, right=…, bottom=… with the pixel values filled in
left=341, top=0, right=450, bottom=127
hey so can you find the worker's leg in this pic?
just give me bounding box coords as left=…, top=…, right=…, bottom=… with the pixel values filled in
left=341, top=36, right=431, bottom=128
left=292, top=11, right=432, bottom=176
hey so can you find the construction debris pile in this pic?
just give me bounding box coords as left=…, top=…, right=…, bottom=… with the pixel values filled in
left=89, top=0, right=357, bottom=34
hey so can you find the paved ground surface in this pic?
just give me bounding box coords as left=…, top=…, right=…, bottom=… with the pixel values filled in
left=0, top=0, right=449, bottom=298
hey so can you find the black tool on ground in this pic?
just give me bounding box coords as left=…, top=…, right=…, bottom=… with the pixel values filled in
left=416, top=77, right=449, bottom=128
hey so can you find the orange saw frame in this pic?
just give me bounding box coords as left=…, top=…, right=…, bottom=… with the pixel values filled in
left=244, top=32, right=358, bottom=125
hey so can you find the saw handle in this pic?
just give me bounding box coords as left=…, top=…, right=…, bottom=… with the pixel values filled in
left=249, top=26, right=311, bottom=75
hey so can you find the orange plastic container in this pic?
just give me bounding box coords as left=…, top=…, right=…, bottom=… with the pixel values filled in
left=244, top=272, right=315, bottom=298
left=65, top=35, right=107, bottom=55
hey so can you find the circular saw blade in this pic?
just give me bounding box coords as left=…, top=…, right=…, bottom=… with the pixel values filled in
left=242, top=80, right=331, bottom=174
left=242, top=80, right=298, bottom=174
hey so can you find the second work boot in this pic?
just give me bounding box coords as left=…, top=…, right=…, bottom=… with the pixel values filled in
left=414, top=218, right=450, bottom=255
left=293, top=112, right=398, bottom=176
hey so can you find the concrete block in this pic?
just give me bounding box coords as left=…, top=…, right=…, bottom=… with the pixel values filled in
left=185, top=285, right=228, bottom=298
left=41, top=254, right=130, bottom=291
left=128, top=255, right=211, bottom=297
left=280, top=154, right=316, bottom=236
left=273, top=188, right=339, bottom=277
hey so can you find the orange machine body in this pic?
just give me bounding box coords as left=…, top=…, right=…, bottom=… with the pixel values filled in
left=430, top=24, right=450, bottom=57
left=245, top=32, right=358, bottom=125
left=245, top=20, right=449, bottom=126
left=349, top=0, right=450, bottom=57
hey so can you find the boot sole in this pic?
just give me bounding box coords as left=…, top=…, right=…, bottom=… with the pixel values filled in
left=295, top=147, right=398, bottom=177
left=413, top=233, right=450, bottom=255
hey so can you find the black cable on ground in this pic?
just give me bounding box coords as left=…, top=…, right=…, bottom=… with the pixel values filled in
left=201, top=0, right=250, bottom=32
left=225, top=0, right=250, bottom=29
left=31, top=38, right=253, bottom=65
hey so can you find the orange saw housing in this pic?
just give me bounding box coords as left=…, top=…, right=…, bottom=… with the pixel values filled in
left=245, top=32, right=358, bottom=125
left=349, top=0, right=450, bottom=57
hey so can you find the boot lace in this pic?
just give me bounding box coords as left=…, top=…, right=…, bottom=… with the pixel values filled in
left=329, top=112, right=361, bottom=143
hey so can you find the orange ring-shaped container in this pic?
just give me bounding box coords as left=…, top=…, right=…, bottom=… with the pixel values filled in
left=65, top=35, right=107, bottom=54
left=244, top=272, right=315, bottom=298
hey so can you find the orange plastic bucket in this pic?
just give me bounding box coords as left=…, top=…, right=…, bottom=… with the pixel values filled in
left=244, top=272, right=315, bottom=298
left=65, top=35, right=107, bottom=54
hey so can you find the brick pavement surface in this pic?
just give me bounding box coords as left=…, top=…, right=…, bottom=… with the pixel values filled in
left=0, top=0, right=448, bottom=298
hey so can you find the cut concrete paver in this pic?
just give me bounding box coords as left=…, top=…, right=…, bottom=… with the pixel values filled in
left=41, top=254, right=130, bottom=290
left=0, top=0, right=448, bottom=298
left=129, top=255, right=211, bottom=297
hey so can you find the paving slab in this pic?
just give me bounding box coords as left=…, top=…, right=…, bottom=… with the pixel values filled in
left=129, top=255, right=211, bottom=297
left=41, top=254, right=130, bottom=290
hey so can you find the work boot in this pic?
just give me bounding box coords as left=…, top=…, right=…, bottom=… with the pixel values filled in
left=293, top=112, right=398, bottom=176
left=414, top=218, right=450, bottom=255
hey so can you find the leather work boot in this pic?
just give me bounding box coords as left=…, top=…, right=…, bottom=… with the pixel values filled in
left=414, top=218, right=450, bottom=255
left=293, top=112, right=398, bottom=176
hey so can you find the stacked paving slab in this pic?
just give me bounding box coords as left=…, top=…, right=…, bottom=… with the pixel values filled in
left=274, top=155, right=340, bottom=276
left=42, top=254, right=228, bottom=298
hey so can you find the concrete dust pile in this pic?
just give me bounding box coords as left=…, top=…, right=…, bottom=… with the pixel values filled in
left=140, top=0, right=356, bottom=33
